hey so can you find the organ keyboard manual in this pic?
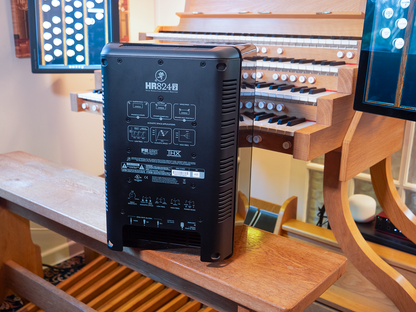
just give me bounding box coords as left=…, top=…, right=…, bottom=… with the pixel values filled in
left=102, top=42, right=256, bottom=262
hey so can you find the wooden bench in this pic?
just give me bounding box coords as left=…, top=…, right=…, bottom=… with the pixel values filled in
left=0, top=151, right=347, bottom=312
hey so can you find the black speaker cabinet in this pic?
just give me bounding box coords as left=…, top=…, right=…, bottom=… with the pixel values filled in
left=101, top=42, right=254, bottom=261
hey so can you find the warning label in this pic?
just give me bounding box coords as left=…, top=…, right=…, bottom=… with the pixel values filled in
left=121, top=162, right=205, bottom=179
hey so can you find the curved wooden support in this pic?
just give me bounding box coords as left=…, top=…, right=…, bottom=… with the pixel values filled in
left=371, top=157, right=416, bottom=245
left=323, top=151, right=416, bottom=312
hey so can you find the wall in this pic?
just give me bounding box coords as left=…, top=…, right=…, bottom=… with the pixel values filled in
left=1, top=0, right=307, bottom=264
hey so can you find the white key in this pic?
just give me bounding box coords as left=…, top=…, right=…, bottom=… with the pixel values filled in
left=78, top=92, right=103, bottom=103
left=307, top=91, right=335, bottom=104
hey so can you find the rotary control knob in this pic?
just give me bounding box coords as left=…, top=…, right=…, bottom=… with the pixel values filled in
left=92, top=105, right=100, bottom=112
left=81, top=102, right=89, bottom=110
left=253, top=135, right=262, bottom=144
left=267, top=102, right=275, bottom=110
left=308, top=76, right=316, bottom=84
left=256, top=46, right=260, bottom=53
left=261, top=46, right=269, bottom=54
left=251, top=72, right=257, bottom=79
left=258, top=101, right=266, bottom=109
left=245, top=101, right=253, bottom=109
left=346, top=51, right=355, bottom=59
left=246, top=135, right=253, bottom=143
left=256, top=71, right=264, bottom=79
left=242, top=72, right=249, bottom=79
left=272, top=73, right=280, bottom=81
left=277, top=47, right=284, bottom=54
left=337, top=51, right=345, bottom=58
left=289, top=75, right=297, bottom=82
left=276, top=103, right=285, bottom=112
left=281, top=74, right=288, bottom=81
left=298, top=76, right=307, bottom=83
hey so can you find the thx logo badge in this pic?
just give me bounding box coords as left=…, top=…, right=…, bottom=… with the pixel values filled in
left=167, top=150, right=181, bottom=157
left=155, top=69, right=167, bottom=82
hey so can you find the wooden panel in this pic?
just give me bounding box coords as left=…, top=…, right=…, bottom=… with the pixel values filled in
left=339, top=112, right=405, bottom=181
left=4, top=260, right=95, bottom=312
left=70, top=93, right=102, bottom=114
left=0, top=205, right=43, bottom=302
left=294, top=93, right=355, bottom=160
left=186, top=0, right=364, bottom=14
left=163, top=16, right=364, bottom=37
left=0, top=151, right=348, bottom=312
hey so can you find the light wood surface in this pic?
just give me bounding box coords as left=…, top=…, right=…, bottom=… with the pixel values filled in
left=339, top=112, right=405, bottom=181
left=371, top=157, right=416, bottom=245
left=186, top=0, right=365, bottom=14
left=0, top=205, right=43, bottom=303
left=0, top=151, right=347, bottom=312
left=323, top=150, right=416, bottom=312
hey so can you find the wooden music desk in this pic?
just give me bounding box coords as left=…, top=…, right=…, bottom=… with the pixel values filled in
left=0, top=151, right=347, bottom=312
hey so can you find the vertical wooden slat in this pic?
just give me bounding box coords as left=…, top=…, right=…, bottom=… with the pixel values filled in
left=156, top=294, right=189, bottom=312
left=135, top=288, right=179, bottom=312
left=97, top=277, right=154, bottom=312
left=87, top=271, right=142, bottom=309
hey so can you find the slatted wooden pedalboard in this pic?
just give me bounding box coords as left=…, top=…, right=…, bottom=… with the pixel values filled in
left=17, top=255, right=217, bottom=312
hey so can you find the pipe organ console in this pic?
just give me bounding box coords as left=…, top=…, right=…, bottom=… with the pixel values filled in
left=143, top=24, right=362, bottom=161
left=71, top=4, right=365, bottom=163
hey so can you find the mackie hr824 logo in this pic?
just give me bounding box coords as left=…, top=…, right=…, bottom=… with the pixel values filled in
left=145, top=69, right=178, bottom=93
left=155, top=69, right=167, bottom=82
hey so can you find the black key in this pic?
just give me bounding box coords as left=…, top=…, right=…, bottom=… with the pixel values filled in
left=291, top=86, right=308, bottom=92
left=255, top=113, right=275, bottom=121
left=300, top=87, right=317, bottom=93
left=268, top=115, right=288, bottom=123
left=287, top=117, right=306, bottom=126
left=320, top=61, right=332, bottom=65
left=330, top=61, right=346, bottom=66
left=299, top=59, right=314, bottom=64
left=243, top=111, right=266, bottom=119
left=277, top=116, right=297, bottom=125
left=269, top=83, right=287, bottom=90
left=240, top=115, right=244, bottom=122
left=278, top=58, right=294, bottom=63
left=93, top=89, right=102, bottom=94
left=262, top=57, right=272, bottom=61
left=312, top=60, right=327, bottom=65
left=277, top=84, right=295, bottom=91
left=290, top=59, right=304, bottom=63
left=243, top=83, right=256, bottom=89
left=309, top=88, right=327, bottom=94
left=257, top=83, right=274, bottom=88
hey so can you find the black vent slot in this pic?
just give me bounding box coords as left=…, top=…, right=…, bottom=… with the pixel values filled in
left=222, top=119, right=236, bottom=128
left=218, top=188, right=233, bottom=222
left=221, top=132, right=235, bottom=149
left=220, top=156, right=234, bottom=175
left=222, top=79, right=238, bottom=114
left=123, top=226, right=201, bottom=248
left=219, top=176, right=233, bottom=187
